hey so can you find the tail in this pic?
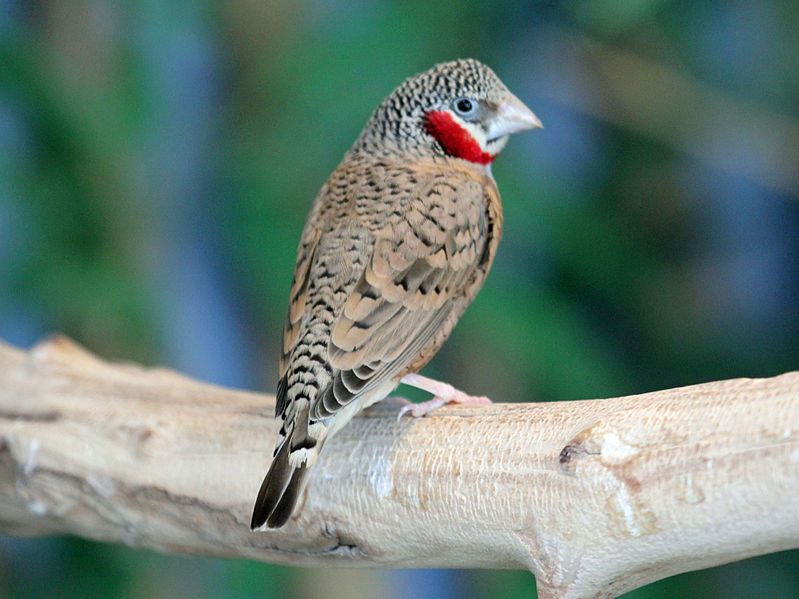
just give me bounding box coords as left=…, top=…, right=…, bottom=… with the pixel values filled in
left=250, top=437, right=311, bottom=529
left=252, top=375, right=328, bottom=529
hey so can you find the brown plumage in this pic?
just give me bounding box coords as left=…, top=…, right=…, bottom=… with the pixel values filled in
left=252, top=59, right=541, bottom=529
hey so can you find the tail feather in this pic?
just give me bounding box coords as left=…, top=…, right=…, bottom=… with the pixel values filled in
left=266, top=465, right=308, bottom=528
left=251, top=437, right=311, bottom=529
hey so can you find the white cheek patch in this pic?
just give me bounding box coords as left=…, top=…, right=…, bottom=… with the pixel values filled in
left=448, top=112, right=509, bottom=157
left=453, top=116, right=490, bottom=152
left=485, top=136, right=508, bottom=155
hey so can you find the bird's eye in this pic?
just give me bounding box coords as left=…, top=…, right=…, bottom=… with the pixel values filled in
left=453, top=97, right=478, bottom=118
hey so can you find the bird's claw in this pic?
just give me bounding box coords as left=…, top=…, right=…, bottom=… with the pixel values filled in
left=397, top=397, right=448, bottom=421
left=396, top=393, right=492, bottom=421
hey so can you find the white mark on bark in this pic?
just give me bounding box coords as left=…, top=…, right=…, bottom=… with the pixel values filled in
left=600, top=431, right=639, bottom=464
left=23, top=438, right=39, bottom=477
left=27, top=499, right=47, bottom=515
left=615, top=484, right=641, bottom=537
left=368, top=455, right=394, bottom=498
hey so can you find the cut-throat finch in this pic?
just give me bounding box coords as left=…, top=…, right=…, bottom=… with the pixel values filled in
left=251, top=58, right=541, bottom=529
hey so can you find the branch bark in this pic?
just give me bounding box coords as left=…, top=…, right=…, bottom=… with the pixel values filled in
left=0, top=336, right=797, bottom=599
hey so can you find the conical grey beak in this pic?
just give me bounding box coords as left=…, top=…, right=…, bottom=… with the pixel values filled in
left=488, top=93, right=543, bottom=139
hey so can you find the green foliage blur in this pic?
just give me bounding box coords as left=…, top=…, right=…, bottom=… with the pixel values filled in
left=1, top=1, right=797, bottom=598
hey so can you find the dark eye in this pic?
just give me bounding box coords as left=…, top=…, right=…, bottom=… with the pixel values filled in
left=453, top=97, right=478, bottom=118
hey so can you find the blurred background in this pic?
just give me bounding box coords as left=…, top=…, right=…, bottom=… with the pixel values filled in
left=1, top=0, right=797, bottom=597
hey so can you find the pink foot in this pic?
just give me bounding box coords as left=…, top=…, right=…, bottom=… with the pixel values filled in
left=396, top=373, right=491, bottom=420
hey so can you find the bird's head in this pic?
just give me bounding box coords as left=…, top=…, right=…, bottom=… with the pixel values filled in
left=352, top=58, right=542, bottom=166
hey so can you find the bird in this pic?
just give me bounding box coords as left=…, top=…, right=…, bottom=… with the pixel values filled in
left=251, top=58, right=541, bottom=530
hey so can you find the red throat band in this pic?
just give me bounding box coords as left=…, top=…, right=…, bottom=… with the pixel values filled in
left=424, top=110, right=494, bottom=165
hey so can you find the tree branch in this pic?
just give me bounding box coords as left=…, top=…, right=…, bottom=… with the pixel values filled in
left=0, top=336, right=797, bottom=599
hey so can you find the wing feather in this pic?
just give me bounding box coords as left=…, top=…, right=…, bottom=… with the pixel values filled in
left=280, top=228, right=322, bottom=377
left=309, top=173, right=491, bottom=420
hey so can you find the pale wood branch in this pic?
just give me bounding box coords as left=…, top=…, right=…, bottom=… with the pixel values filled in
left=0, top=336, right=797, bottom=599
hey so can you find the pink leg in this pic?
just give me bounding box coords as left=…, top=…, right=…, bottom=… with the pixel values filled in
left=397, top=373, right=491, bottom=420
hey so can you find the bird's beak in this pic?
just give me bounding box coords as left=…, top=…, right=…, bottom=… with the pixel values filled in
left=488, top=93, right=543, bottom=139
